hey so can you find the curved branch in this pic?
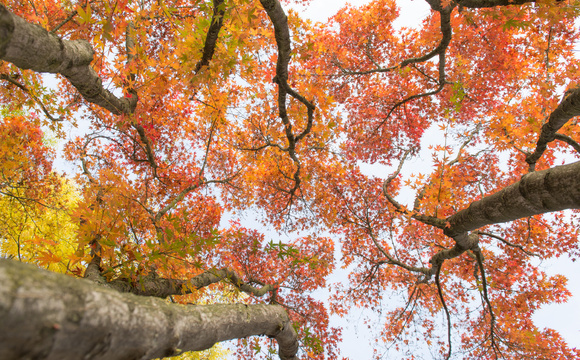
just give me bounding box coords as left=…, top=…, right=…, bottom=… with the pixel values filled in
left=473, top=248, right=499, bottom=355
left=435, top=263, right=452, bottom=360
left=335, top=6, right=453, bottom=77
left=554, top=132, right=580, bottom=154
left=258, top=0, right=316, bottom=205
left=475, top=230, right=538, bottom=257
left=374, top=7, right=453, bottom=131
left=382, top=149, right=446, bottom=229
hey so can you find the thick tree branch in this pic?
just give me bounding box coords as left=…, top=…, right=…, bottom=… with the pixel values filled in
left=444, top=161, right=580, bottom=242
left=526, top=84, right=580, bottom=170
left=0, top=259, right=298, bottom=360
left=0, top=4, right=137, bottom=115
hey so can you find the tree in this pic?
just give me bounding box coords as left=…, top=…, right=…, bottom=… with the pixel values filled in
left=0, top=0, right=579, bottom=358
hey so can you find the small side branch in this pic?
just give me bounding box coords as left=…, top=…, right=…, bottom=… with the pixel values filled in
left=475, top=231, right=538, bottom=257
left=554, top=132, right=580, bottom=154
left=382, top=149, right=446, bottom=229
left=473, top=247, right=500, bottom=356
left=0, top=73, right=78, bottom=122
left=193, top=0, right=225, bottom=74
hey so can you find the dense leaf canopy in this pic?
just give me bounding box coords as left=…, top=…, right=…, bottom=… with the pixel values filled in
left=1, top=0, right=580, bottom=359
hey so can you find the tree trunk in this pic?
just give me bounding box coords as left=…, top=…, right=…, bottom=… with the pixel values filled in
left=0, top=259, right=298, bottom=360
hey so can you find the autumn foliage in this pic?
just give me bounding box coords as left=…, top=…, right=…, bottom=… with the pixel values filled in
left=1, top=0, right=580, bottom=358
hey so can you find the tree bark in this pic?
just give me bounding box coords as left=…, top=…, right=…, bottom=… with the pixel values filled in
left=444, top=160, right=580, bottom=241
left=0, top=4, right=137, bottom=115
left=0, top=259, right=298, bottom=360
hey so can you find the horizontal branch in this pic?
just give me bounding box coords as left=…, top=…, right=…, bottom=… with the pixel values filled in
left=102, top=267, right=276, bottom=298
left=0, top=259, right=298, bottom=360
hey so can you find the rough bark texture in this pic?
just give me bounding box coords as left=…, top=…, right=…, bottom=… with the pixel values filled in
left=0, top=4, right=137, bottom=115
left=0, top=259, right=298, bottom=360
left=444, top=160, right=580, bottom=241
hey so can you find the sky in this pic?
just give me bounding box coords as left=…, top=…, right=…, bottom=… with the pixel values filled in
left=284, top=0, right=580, bottom=357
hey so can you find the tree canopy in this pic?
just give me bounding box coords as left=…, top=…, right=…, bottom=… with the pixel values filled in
left=1, top=0, right=580, bottom=358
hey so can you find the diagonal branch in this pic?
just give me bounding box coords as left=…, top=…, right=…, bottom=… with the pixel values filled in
left=193, top=0, right=225, bottom=74
left=2, top=259, right=299, bottom=360
left=475, top=230, right=538, bottom=257
left=382, top=149, right=446, bottom=229
left=444, top=160, right=580, bottom=243
left=0, top=4, right=138, bottom=115
left=526, top=84, right=580, bottom=171
left=554, top=132, right=580, bottom=154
